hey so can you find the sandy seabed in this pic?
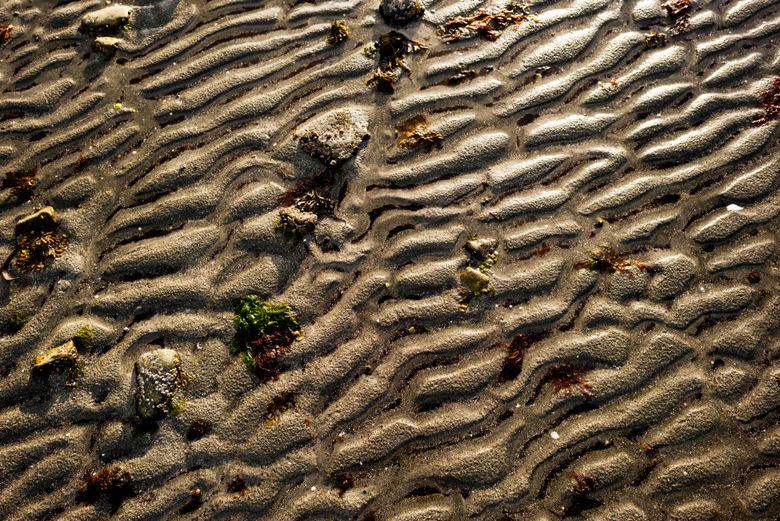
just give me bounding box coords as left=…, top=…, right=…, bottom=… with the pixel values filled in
left=1, top=0, right=780, bottom=519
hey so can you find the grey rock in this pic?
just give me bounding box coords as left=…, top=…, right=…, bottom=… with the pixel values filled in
left=297, top=109, right=369, bottom=165
left=135, top=348, right=187, bottom=421
left=81, top=5, right=134, bottom=30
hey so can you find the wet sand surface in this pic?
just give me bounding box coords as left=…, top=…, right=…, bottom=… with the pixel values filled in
left=1, top=0, right=780, bottom=519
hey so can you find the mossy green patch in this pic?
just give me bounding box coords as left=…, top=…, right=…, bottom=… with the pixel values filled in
left=230, top=296, right=301, bottom=380
left=72, top=325, right=95, bottom=350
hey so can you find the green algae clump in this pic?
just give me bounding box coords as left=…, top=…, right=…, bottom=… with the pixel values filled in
left=230, top=296, right=300, bottom=380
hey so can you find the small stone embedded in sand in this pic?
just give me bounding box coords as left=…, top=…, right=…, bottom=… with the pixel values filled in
left=460, top=266, right=491, bottom=294
left=274, top=206, right=319, bottom=241
left=550, top=431, right=560, bottom=440
left=465, top=237, right=498, bottom=260
left=297, top=110, right=369, bottom=165
left=380, top=0, right=425, bottom=26
left=93, top=36, right=123, bottom=53
left=135, top=348, right=189, bottom=421
left=81, top=5, right=134, bottom=31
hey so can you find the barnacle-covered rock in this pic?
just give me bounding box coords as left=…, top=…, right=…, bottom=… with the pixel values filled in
left=135, top=349, right=189, bottom=421
left=297, top=109, right=369, bottom=165
left=396, top=115, right=443, bottom=151
left=32, top=340, right=83, bottom=386
left=380, top=0, right=425, bottom=26
left=81, top=5, right=134, bottom=31
left=458, top=266, right=494, bottom=310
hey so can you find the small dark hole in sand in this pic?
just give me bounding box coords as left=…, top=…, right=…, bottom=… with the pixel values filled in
left=517, top=113, right=539, bottom=126
left=407, top=484, right=441, bottom=497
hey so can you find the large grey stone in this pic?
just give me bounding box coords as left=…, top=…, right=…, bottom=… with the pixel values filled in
left=135, top=348, right=186, bottom=421
left=297, top=109, right=369, bottom=165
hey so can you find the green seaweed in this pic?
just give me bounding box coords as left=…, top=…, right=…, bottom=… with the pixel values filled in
left=230, top=296, right=300, bottom=380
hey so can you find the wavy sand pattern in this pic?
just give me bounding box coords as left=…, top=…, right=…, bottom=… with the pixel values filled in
left=1, top=0, right=780, bottom=519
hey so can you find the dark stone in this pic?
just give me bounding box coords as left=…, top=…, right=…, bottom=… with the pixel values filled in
left=379, top=0, right=425, bottom=26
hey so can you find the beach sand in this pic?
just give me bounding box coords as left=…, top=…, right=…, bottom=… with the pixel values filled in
left=1, top=0, right=780, bottom=519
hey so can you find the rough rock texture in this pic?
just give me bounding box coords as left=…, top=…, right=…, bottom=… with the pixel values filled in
left=297, top=109, right=369, bottom=165
left=134, top=348, right=186, bottom=421
left=379, top=0, right=425, bottom=26
left=1, top=0, right=780, bottom=519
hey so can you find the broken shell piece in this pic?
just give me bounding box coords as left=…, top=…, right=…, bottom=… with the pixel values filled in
left=93, top=36, right=123, bottom=53
left=81, top=5, right=133, bottom=31
left=33, top=340, right=79, bottom=371
left=460, top=267, right=491, bottom=294
left=726, top=203, right=744, bottom=212
left=32, top=340, right=83, bottom=386
left=15, top=205, right=57, bottom=235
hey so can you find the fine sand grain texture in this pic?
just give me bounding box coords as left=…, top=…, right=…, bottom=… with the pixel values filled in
left=1, top=0, right=780, bottom=519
